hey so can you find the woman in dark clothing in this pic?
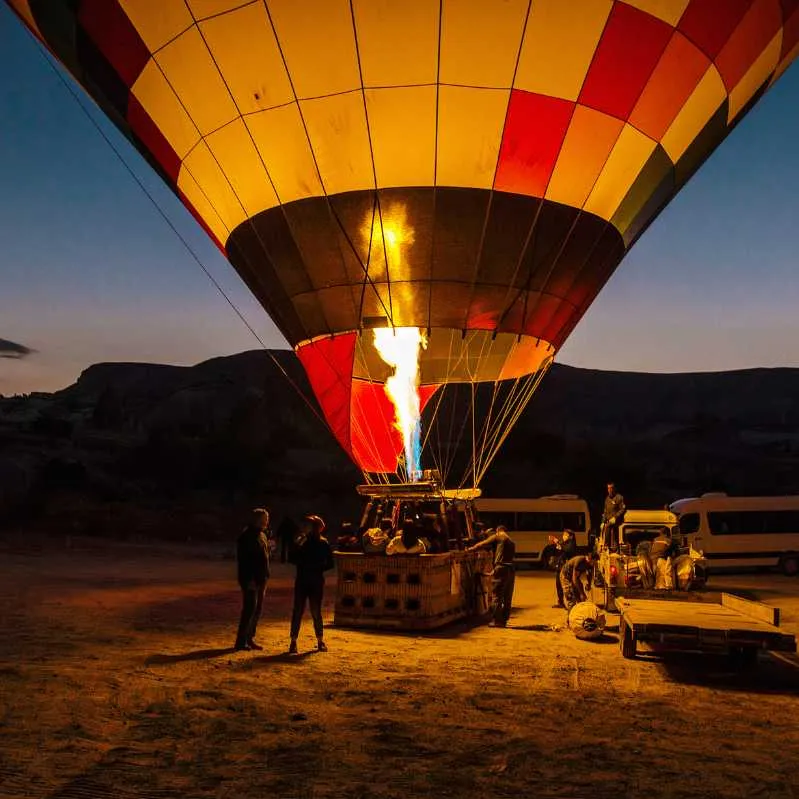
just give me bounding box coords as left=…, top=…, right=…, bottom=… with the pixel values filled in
left=552, top=529, right=578, bottom=608
left=289, top=515, right=334, bottom=654
left=234, top=508, right=271, bottom=651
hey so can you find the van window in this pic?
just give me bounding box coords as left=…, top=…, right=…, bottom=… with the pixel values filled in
left=515, top=511, right=586, bottom=532
left=708, top=511, right=766, bottom=535
left=764, top=510, right=799, bottom=533
left=679, top=513, right=700, bottom=535
left=479, top=511, right=516, bottom=530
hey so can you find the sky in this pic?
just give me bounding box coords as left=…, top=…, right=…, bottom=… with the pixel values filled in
left=1, top=7, right=799, bottom=395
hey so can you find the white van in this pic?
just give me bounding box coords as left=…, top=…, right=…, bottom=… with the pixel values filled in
left=473, top=495, right=591, bottom=567
left=669, top=494, right=799, bottom=575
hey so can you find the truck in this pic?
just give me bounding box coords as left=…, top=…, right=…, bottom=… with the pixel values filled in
left=594, top=509, right=708, bottom=611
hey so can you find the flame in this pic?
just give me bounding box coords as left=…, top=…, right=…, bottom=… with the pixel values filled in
left=373, top=327, right=427, bottom=481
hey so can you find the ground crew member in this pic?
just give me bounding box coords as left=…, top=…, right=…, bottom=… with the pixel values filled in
left=559, top=552, right=596, bottom=611
left=466, top=525, right=516, bottom=627
left=602, top=482, right=626, bottom=549
left=234, top=508, right=271, bottom=652
left=289, top=514, right=334, bottom=654
left=649, top=526, right=679, bottom=563
left=551, top=529, right=577, bottom=608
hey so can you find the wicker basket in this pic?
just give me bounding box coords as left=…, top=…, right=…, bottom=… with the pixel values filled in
left=334, top=550, right=491, bottom=630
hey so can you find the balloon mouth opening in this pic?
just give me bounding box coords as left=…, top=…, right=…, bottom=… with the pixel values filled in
left=372, top=326, right=428, bottom=481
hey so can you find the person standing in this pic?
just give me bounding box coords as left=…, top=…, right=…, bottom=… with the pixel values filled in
left=289, top=515, right=334, bottom=654
left=602, top=482, right=626, bottom=549
left=234, top=508, right=271, bottom=652
left=551, top=529, right=577, bottom=608
left=466, top=525, right=516, bottom=627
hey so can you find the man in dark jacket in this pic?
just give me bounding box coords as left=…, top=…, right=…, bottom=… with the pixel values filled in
left=466, top=526, right=516, bottom=627
left=551, top=529, right=578, bottom=608
left=602, top=482, right=626, bottom=549
left=289, top=514, right=334, bottom=654
left=234, top=508, right=271, bottom=652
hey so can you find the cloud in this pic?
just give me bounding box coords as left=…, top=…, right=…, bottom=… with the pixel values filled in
left=0, top=338, right=35, bottom=359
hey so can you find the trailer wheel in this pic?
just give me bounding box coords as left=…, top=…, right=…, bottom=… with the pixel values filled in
left=780, top=554, right=799, bottom=577
left=620, top=619, right=637, bottom=659
left=730, top=647, right=759, bottom=670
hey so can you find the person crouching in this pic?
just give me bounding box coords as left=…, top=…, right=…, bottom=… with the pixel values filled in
left=289, top=515, right=334, bottom=654
left=234, top=508, right=271, bottom=652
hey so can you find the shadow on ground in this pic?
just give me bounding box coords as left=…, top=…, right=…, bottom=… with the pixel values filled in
left=649, top=651, right=799, bottom=695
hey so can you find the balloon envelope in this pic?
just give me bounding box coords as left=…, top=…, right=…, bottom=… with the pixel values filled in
left=8, top=0, right=798, bottom=474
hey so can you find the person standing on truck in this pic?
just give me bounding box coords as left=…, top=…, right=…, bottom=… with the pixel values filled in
left=602, top=482, right=626, bottom=549
left=234, top=508, right=271, bottom=652
left=288, top=514, right=334, bottom=654
left=559, top=552, right=596, bottom=611
left=551, top=529, right=577, bottom=608
left=466, top=525, right=516, bottom=627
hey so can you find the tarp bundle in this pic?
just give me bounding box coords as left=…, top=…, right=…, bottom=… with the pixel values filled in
left=568, top=601, right=606, bottom=640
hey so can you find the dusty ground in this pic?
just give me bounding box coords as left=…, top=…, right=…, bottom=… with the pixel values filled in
left=1, top=535, right=798, bottom=799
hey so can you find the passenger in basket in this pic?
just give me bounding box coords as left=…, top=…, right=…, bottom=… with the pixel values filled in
left=363, top=519, right=393, bottom=554
left=466, top=525, right=516, bottom=627
left=648, top=526, right=679, bottom=565
left=288, top=515, right=334, bottom=654
left=551, top=529, right=578, bottom=609
left=386, top=520, right=427, bottom=555
left=234, top=508, right=271, bottom=652
left=559, top=552, right=596, bottom=612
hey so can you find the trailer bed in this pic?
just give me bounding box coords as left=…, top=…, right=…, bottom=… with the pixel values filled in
left=616, top=592, right=797, bottom=660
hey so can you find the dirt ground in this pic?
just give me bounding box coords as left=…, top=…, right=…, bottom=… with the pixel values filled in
left=1, top=535, right=798, bottom=799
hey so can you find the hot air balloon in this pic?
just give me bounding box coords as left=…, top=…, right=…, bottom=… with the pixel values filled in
left=6, top=0, right=798, bottom=488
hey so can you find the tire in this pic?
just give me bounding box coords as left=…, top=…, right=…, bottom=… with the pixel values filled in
left=620, top=619, right=637, bottom=659
left=780, top=555, right=799, bottom=577
left=729, top=647, right=758, bottom=670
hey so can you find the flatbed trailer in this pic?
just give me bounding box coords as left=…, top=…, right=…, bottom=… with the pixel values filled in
left=616, top=593, right=797, bottom=661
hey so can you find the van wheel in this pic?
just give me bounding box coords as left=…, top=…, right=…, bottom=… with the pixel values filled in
left=780, top=555, right=799, bottom=577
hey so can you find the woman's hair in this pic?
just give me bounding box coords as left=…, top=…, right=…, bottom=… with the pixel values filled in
left=401, top=519, right=419, bottom=550
left=250, top=508, right=269, bottom=527
left=304, top=514, right=326, bottom=535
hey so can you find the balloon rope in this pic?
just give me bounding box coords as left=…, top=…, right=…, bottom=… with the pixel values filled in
left=475, top=357, right=552, bottom=486
left=22, top=37, right=333, bottom=431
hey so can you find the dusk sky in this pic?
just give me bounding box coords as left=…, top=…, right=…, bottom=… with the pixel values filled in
left=1, top=6, right=798, bottom=395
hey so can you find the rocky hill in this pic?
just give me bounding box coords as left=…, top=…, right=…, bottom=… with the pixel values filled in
left=2, top=350, right=798, bottom=540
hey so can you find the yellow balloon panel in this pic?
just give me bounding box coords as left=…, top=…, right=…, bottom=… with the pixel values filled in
left=438, top=0, right=528, bottom=88
left=352, top=0, right=440, bottom=87
left=118, top=0, right=191, bottom=52
left=584, top=125, right=657, bottom=221
left=436, top=86, right=509, bottom=189
left=546, top=105, right=624, bottom=208
left=300, top=92, right=373, bottom=196
left=131, top=60, right=200, bottom=159
left=155, top=26, right=238, bottom=136
left=247, top=106, right=322, bottom=205
left=515, top=0, right=613, bottom=101
left=205, top=119, right=278, bottom=217
left=268, top=0, right=360, bottom=98
left=365, top=87, right=437, bottom=189
left=199, top=3, right=294, bottom=114
left=661, top=66, right=727, bottom=163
